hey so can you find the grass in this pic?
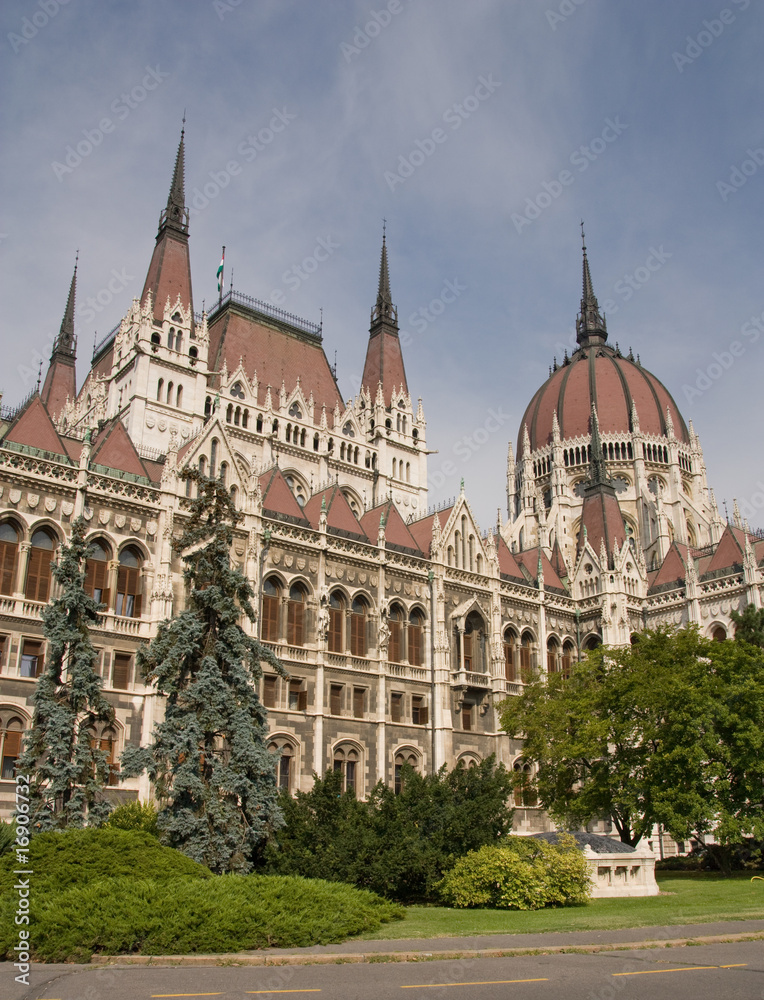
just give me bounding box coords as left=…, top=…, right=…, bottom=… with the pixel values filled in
left=359, top=872, right=764, bottom=940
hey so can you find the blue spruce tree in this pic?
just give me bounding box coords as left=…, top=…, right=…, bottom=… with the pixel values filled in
left=17, top=516, right=115, bottom=829
left=123, top=471, right=285, bottom=872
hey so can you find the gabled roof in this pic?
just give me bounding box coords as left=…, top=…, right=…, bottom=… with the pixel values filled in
left=259, top=467, right=310, bottom=524
left=408, top=505, right=455, bottom=557
left=549, top=538, right=569, bottom=580
left=648, top=541, right=689, bottom=593
left=2, top=395, right=71, bottom=460
left=360, top=499, right=423, bottom=554
left=496, top=535, right=526, bottom=583
left=703, top=524, right=745, bottom=576
left=577, top=483, right=626, bottom=568
left=361, top=233, right=409, bottom=406
left=515, top=548, right=567, bottom=593
left=90, top=419, right=157, bottom=482
left=303, top=484, right=368, bottom=540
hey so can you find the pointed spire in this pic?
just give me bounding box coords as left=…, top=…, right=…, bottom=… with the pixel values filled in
left=371, top=221, right=398, bottom=329
left=589, top=404, right=608, bottom=486
left=576, top=223, right=608, bottom=348
left=55, top=254, right=78, bottom=357
left=159, top=120, right=188, bottom=238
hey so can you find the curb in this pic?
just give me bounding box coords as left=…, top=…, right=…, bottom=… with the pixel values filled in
left=90, top=929, right=764, bottom=967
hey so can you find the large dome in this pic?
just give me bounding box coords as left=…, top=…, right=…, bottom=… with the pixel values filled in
left=518, top=343, right=690, bottom=457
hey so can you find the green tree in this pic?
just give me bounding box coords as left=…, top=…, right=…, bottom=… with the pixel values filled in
left=122, top=472, right=285, bottom=873
left=500, top=626, right=764, bottom=868
left=16, top=517, right=115, bottom=830
left=730, top=603, right=764, bottom=648
left=266, top=757, right=514, bottom=902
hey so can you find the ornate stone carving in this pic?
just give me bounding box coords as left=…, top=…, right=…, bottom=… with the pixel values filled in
left=9, top=490, right=21, bottom=505
left=115, top=514, right=126, bottom=529
left=44, top=498, right=56, bottom=513
left=131, top=517, right=142, bottom=532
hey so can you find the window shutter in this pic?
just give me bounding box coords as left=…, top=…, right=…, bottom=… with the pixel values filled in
left=297, top=688, right=308, bottom=711
left=25, top=548, right=52, bottom=602
left=328, top=607, right=343, bottom=652
left=262, top=594, right=279, bottom=641
left=0, top=542, right=17, bottom=596
left=112, top=653, right=132, bottom=689
left=287, top=599, right=304, bottom=646
left=389, top=621, right=401, bottom=663
left=3, top=731, right=21, bottom=757
left=350, top=612, right=365, bottom=657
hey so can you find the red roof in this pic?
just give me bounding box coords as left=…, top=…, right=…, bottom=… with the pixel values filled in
left=515, top=548, right=567, bottom=591
left=90, top=420, right=155, bottom=481
left=360, top=500, right=422, bottom=553
left=207, top=303, right=342, bottom=424
left=361, top=328, right=409, bottom=407
left=3, top=395, right=70, bottom=459
left=303, top=485, right=367, bottom=538
left=496, top=535, right=526, bottom=582
left=519, top=346, right=689, bottom=456
left=649, top=542, right=689, bottom=591
left=408, top=506, right=455, bottom=557
left=141, top=230, right=194, bottom=325
left=577, top=484, right=626, bottom=565
left=259, top=467, right=309, bottom=522
left=704, top=524, right=744, bottom=576
left=40, top=356, right=76, bottom=422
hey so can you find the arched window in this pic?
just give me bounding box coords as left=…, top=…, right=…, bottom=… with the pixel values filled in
left=394, top=749, right=419, bottom=795
left=562, top=641, right=574, bottom=677
left=229, top=484, right=238, bottom=507
left=503, top=627, right=517, bottom=683
left=261, top=577, right=281, bottom=642
left=226, top=404, right=233, bottom=423
left=287, top=583, right=307, bottom=647
left=388, top=604, right=404, bottom=663
left=198, top=456, right=207, bottom=477
left=313, top=433, right=319, bottom=452
left=84, top=538, right=111, bottom=605
left=157, top=378, right=164, bottom=401
left=189, top=345, right=198, bottom=361
left=547, top=637, right=559, bottom=674
left=0, top=711, right=27, bottom=780
left=167, top=329, right=175, bottom=350
left=0, top=522, right=19, bottom=596
left=219, top=462, right=228, bottom=486
left=91, top=724, right=120, bottom=785
left=408, top=609, right=425, bottom=667
left=167, top=381, right=174, bottom=404
left=115, top=547, right=142, bottom=618
left=234, top=406, right=241, bottom=427
left=328, top=592, right=345, bottom=653
left=25, top=528, right=56, bottom=603
left=519, top=631, right=534, bottom=682
left=256, top=414, right=264, bottom=433
left=176, top=385, right=183, bottom=409
left=210, top=439, right=218, bottom=478
left=269, top=737, right=296, bottom=792
left=712, top=625, right=727, bottom=642
left=350, top=597, right=368, bottom=657
left=462, top=611, right=484, bottom=672
left=333, top=744, right=359, bottom=794
left=513, top=760, right=537, bottom=807
left=242, top=409, right=249, bottom=429
left=151, top=331, right=161, bottom=348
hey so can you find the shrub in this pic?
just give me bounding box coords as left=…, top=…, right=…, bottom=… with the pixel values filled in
left=437, top=835, right=591, bottom=909
left=0, top=874, right=404, bottom=962
left=104, top=801, right=159, bottom=837
left=0, top=828, right=210, bottom=897
left=0, top=822, right=14, bottom=858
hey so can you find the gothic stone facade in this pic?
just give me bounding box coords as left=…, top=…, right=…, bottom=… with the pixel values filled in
left=0, top=134, right=761, bottom=827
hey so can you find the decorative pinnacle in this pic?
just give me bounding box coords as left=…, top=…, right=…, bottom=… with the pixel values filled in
left=159, top=122, right=189, bottom=236
left=371, top=223, right=398, bottom=328
left=55, top=253, right=78, bottom=356
left=576, top=223, right=607, bottom=348
left=588, top=404, right=608, bottom=487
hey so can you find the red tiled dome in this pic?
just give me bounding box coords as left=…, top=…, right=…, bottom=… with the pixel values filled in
left=518, top=344, right=689, bottom=457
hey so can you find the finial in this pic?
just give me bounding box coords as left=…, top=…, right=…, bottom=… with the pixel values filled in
left=460, top=478, right=465, bottom=494
left=36, top=361, right=43, bottom=392
left=576, top=222, right=607, bottom=349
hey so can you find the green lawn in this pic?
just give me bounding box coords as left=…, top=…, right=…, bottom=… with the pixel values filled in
left=360, top=872, right=764, bottom=940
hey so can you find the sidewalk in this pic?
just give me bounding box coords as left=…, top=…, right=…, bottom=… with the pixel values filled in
left=92, top=919, right=764, bottom=966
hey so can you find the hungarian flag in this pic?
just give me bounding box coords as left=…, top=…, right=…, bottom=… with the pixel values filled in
left=216, top=248, right=225, bottom=294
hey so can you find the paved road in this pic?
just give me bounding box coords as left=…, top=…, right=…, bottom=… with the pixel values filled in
left=5, top=940, right=764, bottom=1000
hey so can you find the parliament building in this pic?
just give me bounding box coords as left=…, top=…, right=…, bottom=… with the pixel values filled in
left=0, top=131, right=761, bottom=827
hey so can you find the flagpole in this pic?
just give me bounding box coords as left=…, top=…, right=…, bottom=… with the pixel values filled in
left=218, top=245, right=225, bottom=308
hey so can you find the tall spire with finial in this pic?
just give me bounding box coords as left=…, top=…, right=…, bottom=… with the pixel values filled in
left=588, top=404, right=607, bottom=486
left=576, top=223, right=607, bottom=348
left=40, top=256, right=79, bottom=418
left=140, top=120, right=194, bottom=325
left=361, top=222, right=408, bottom=404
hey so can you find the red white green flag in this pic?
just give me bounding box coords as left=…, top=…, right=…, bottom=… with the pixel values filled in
left=217, top=248, right=225, bottom=294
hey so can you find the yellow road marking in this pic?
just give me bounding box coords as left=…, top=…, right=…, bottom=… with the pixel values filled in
left=613, top=964, right=747, bottom=977
left=245, top=992, right=322, bottom=995
left=151, top=994, right=225, bottom=997
left=401, top=979, right=549, bottom=988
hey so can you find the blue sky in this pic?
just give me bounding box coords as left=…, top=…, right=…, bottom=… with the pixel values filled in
left=1, top=0, right=762, bottom=530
